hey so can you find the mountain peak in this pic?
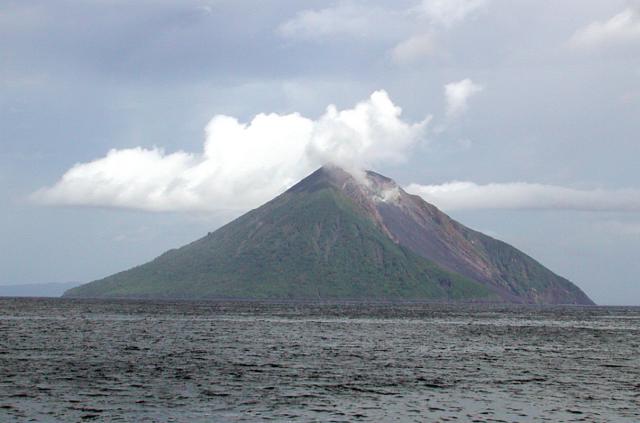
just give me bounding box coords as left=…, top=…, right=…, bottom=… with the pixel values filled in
left=288, top=165, right=400, bottom=201
left=65, top=166, right=594, bottom=305
left=286, top=165, right=354, bottom=193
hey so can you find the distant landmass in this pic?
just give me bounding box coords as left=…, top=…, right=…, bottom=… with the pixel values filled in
left=64, top=166, right=594, bottom=305
left=0, top=282, right=81, bottom=298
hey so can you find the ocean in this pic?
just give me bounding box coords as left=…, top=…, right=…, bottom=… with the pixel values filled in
left=1, top=298, right=638, bottom=422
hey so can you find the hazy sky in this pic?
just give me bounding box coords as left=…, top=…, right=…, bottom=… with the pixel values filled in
left=2, top=0, right=639, bottom=304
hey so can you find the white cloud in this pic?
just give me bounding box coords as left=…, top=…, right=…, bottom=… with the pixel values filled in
left=391, top=33, right=436, bottom=64
left=34, top=91, right=429, bottom=212
left=444, top=78, right=483, bottom=119
left=569, top=8, right=640, bottom=49
left=405, top=181, right=640, bottom=212
left=280, top=1, right=489, bottom=65
left=420, top=0, right=488, bottom=27
left=278, top=0, right=488, bottom=41
left=278, top=3, right=398, bottom=41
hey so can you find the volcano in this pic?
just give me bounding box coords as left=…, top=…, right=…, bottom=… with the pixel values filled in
left=64, top=166, right=594, bottom=305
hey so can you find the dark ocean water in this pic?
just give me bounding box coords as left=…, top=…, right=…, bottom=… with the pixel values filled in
left=1, top=298, right=639, bottom=422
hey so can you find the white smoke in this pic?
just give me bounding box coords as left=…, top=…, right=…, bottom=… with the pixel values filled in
left=34, top=91, right=429, bottom=212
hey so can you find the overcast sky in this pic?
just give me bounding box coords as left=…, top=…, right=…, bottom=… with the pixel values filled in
left=1, top=0, right=639, bottom=304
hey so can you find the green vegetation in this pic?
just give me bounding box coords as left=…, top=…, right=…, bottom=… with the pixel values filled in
left=65, top=187, right=492, bottom=300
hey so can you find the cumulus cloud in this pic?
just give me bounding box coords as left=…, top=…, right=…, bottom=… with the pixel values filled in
left=391, top=33, right=436, bottom=64
left=405, top=181, right=640, bottom=212
left=420, top=0, right=488, bottom=27
left=34, top=91, right=429, bottom=212
left=569, top=8, right=640, bottom=49
left=444, top=78, right=483, bottom=119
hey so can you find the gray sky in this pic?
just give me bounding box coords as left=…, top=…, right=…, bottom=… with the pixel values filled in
left=1, top=0, right=639, bottom=304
